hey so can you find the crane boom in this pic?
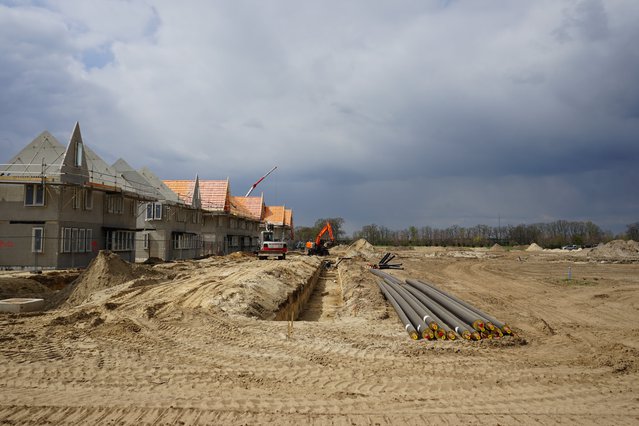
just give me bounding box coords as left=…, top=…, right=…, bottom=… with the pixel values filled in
left=245, top=166, right=278, bottom=197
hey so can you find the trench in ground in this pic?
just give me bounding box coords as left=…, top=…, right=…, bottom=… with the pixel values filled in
left=274, top=260, right=344, bottom=322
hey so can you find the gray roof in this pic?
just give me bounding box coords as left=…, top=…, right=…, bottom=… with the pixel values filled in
left=112, top=159, right=163, bottom=199
left=0, top=131, right=66, bottom=179
left=138, top=167, right=181, bottom=203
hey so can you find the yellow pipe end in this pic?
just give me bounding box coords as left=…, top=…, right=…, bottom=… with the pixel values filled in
left=447, top=331, right=457, bottom=341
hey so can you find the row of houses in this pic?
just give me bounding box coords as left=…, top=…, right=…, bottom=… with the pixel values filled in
left=0, top=123, right=293, bottom=270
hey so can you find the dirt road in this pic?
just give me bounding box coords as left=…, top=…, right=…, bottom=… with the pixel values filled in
left=0, top=245, right=637, bottom=425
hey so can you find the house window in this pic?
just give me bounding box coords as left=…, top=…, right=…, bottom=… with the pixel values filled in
left=173, top=233, right=199, bottom=249
left=84, top=189, right=93, bottom=210
left=61, top=227, right=93, bottom=253
left=143, top=233, right=149, bottom=249
left=75, top=143, right=83, bottom=166
left=72, top=187, right=81, bottom=209
left=71, top=228, right=78, bottom=253
left=106, top=195, right=123, bottom=214
left=25, top=184, right=45, bottom=206
left=86, top=229, right=92, bottom=252
left=78, top=229, right=86, bottom=252
left=145, top=203, right=163, bottom=221
left=107, top=230, right=134, bottom=251
left=62, top=228, right=72, bottom=253
left=32, top=227, right=44, bottom=253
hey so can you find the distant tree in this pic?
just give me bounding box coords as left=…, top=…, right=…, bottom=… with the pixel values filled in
left=627, top=222, right=639, bottom=241
left=294, top=226, right=317, bottom=244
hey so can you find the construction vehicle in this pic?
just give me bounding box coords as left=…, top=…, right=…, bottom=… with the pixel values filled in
left=305, top=222, right=335, bottom=256
left=257, top=223, right=287, bottom=260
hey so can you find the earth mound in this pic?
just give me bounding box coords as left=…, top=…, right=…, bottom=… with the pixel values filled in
left=589, top=240, right=639, bottom=259
left=345, top=239, right=376, bottom=259
left=526, top=243, right=543, bottom=252
left=49, top=251, right=166, bottom=308
left=490, top=243, right=505, bottom=252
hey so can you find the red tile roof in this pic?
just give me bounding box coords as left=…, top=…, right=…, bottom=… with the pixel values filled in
left=230, top=195, right=264, bottom=220
left=164, top=179, right=229, bottom=212
left=263, top=205, right=286, bottom=226
left=284, top=209, right=293, bottom=228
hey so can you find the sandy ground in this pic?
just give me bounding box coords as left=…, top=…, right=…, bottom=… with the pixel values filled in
left=0, top=243, right=638, bottom=425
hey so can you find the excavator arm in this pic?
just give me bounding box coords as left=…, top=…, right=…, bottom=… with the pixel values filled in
left=315, top=222, right=335, bottom=246
left=305, top=221, right=335, bottom=256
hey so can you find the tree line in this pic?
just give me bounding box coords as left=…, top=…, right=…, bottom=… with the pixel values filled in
left=294, top=219, right=638, bottom=248
left=350, top=220, right=638, bottom=248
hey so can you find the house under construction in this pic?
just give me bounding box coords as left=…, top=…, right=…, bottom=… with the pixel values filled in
left=0, top=123, right=294, bottom=270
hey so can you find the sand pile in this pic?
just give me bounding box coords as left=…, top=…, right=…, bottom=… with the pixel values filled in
left=588, top=240, right=639, bottom=259
left=526, top=243, right=543, bottom=252
left=64, top=251, right=140, bottom=307
left=490, top=243, right=505, bottom=252
left=52, top=251, right=165, bottom=308
left=345, top=239, right=376, bottom=259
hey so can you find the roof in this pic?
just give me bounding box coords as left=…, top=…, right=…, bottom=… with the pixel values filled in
left=138, top=168, right=181, bottom=203
left=284, top=209, right=293, bottom=227
left=163, top=179, right=229, bottom=212
left=263, top=205, right=286, bottom=226
left=1, top=124, right=137, bottom=194
left=0, top=131, right=67, bottom=181
left=230, top=195, right=264, bottom=221
left=112, top=159, right=162, bottom=199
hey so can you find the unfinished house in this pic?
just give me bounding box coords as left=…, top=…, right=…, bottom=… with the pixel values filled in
left=163, top=179, right=262, bottom=255
left=0, top=123, right=148, bottom=269
left=131, top=170, right=205, bottom=262
left=263, top=205, right=294, bottom=242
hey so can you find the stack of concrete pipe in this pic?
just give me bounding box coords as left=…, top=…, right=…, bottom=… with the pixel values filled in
left=371, top=269, right=513, bottom=341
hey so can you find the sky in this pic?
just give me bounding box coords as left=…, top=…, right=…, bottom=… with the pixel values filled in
left=1, top=0, right=638, bottom=235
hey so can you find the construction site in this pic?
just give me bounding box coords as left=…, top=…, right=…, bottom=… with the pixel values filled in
left=1, top=238, right=638, bottom=425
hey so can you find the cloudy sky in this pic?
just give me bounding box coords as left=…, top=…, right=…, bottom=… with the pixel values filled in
left=1, top=0, right=638, bottom=234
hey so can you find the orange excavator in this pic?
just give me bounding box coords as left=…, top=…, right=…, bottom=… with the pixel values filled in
left=305, top=221, right=335, bottom=256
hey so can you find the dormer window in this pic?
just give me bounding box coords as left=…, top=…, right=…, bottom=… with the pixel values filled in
left=75, top=142, right=83, bottom=166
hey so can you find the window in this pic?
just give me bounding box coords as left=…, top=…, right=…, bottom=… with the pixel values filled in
left=62, top=228, right=71, bottom=253
left=25, top=184, right=45, bottom=206
left=71, top=228, right=78, bottom=253
left=72, top=188, right=81, bottom=209
left=230, top=219, right=237, bottom=229
left=173, top=233, right=199, bottom=249
left=143, top=233, right=149, bottom=249
left=84, top=189, right=93, bottom=210
left=106, top=230, right=134, bottom=251
left=61, top=227, right=92, bottom=253
left=145, top=203, right=163, bottom=221
left=32, top=227, right=44, bottom=253
left=78, top=229, right=86, bottom=252
left=106, top=195, right=123, bottom=214
left=107, top=195, right=123, bottom=214
left=75, top=143, right=83, bottom=166
left=86, top=229, right=92, bottom=252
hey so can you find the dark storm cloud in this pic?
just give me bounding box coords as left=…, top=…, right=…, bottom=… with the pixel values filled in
left=0, top=0, right=637, bottom=234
